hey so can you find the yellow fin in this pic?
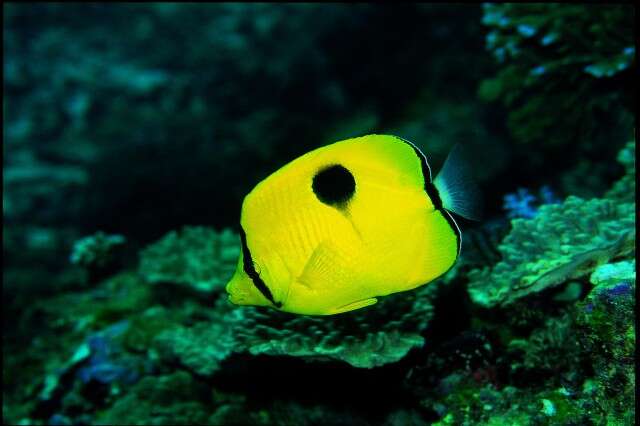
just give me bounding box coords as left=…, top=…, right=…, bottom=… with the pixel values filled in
left=330, top=297, right=378, bottom=315
left=298, top=239, right=352, bottom=290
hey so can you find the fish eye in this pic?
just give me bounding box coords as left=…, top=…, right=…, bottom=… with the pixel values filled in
left=312, top=164, right=355, bottom=206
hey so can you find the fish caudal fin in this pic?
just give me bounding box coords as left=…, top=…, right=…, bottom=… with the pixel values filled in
left=433, top=144, right=482, bottom=221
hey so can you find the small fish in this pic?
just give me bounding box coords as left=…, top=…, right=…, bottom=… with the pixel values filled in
left=226, top=134, right=480, bottom=315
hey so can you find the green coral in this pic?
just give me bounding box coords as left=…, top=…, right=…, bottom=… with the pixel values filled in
left=589, top=259, right=635, bottom=287
left=429, top=379, right=591, bottom=426
left=507, top=313, right=581, bottom=375
left=606, top=140, right=636, bottom=203
left=469, top=140, right=635, bottom=308
left=232, top=285, right=434, bottom=368
left=468, top=194, right=635, bottom=308
left=69, top=231, right=125, bottom=269
left=152, top=313, right=238, bottom=377
left=575, top=268, right=636, bottom=425
left=152, top=282, right=436, bottom=372
left=479, top=4, right=634, bottom=148
left=95, top=371, right=210, bottom=425
left=139, top=226, right=440, bottom=370
left=138, top=226, right=239, bottom=294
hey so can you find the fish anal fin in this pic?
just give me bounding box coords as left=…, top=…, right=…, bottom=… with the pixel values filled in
left=330, top=297, right=378, bottom=315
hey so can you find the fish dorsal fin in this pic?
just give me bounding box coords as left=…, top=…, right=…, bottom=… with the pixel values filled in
left=433, top=144, right=482, bottom=221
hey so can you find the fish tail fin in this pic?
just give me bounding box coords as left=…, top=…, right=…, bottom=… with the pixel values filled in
left=433, top=144, right=483, bottom=221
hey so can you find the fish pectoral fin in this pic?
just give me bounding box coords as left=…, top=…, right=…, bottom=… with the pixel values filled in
left=330, top=297, right=378, bottom=315
left=299, top=240, right=352, bottom=290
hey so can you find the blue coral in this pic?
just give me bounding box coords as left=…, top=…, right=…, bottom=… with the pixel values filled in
left=76, top=321, right=146, bottom=385
left=502, top=186, right=560, bottom=219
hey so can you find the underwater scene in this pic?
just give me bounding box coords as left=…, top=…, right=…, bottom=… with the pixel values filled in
left=3, top=3, right=636, bottom=425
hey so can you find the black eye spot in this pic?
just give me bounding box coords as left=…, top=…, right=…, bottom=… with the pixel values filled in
left=312, top=164, right=355, bottom=207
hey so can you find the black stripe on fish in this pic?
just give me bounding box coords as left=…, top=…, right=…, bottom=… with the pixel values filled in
left=395, top=136, right=461, bottom=254
left=239, top=227, right=282, bottom=308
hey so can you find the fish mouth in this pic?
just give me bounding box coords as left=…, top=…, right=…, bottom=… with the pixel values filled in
left=225, top=277, right=247, bottom=305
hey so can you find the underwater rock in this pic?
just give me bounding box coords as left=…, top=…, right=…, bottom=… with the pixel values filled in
left=467, top=195, right=635, bottom=308
left=138, top=226, right=239, bottom=294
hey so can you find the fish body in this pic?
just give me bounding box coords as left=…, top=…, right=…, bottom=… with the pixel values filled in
left=226, top=134, right=478, bottom=315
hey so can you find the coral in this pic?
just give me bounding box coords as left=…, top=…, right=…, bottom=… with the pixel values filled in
left=234, top=282, right=435, bottom=368
left=502, top=186, right=560, bottom=219
left=69, top=231, right=125, bottom=272
left=152, top=315, right=238, bottom=377
left=235, top=297, right=429, bottom=369
left=589, top=259, right=635, bottom=287
left=507, top=313, right=581, bottom=375
left=141, top=225, right=439, bottom=370
left=606, top=140, right=636, bottom=203
left=121, top=306, right=177, bottom=354
left=94, top=371, right=210, bottom=425
left=575, top=263, right=636, bottom=425
left=479, top=4, right=634, bottom=149
left=76, top=321, right=149, bottom=386
left=152, top=283, right=437, bottom=372
left=138, top=226, right=239, bottom=294
left=427, top=378, right=590, bottom=426
left=502, top=188, right=536, bottom=219
left=468, top=195, right=635, bottom=308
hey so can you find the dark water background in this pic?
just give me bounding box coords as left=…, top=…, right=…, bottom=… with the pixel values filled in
left=3, top=3, right=636, bottom=425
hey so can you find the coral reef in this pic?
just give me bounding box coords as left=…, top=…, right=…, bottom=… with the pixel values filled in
left=153, top=282, right=436, bottom=371
left=69, top=232, right=125, bottom=269
left=232, top=285, right=435, bottom=368
left=138, top=225, right=441, bottom=370
left=94, top=371, right=211, bottom=425
left=69, top=231, right=125, bottom=282
left=606, top=140, right=636, bottom=203
left=468, top=195, right=635, bottom=308
left=138, top=226, right=239, bottom=294
left=3, top=4, right=636, bottom=426
left=575, top=260, right=636, bottom=425
left=479, top=4, right=634, bottom=149
left=469, top=139, right=635, bottom=309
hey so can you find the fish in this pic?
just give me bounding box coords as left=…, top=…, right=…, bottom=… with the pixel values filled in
left=226, top=134, right=480, bottom=315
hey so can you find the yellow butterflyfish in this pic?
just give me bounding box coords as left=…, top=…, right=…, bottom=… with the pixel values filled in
left=226, top=134, right=479, bottom=315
